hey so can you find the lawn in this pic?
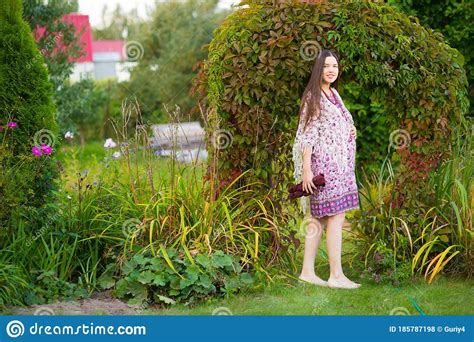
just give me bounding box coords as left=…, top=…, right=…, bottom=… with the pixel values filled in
left=56, top=140, right=205, bottom=190
left=2, top=272, right=472, bottom=316
left=147, top=275, right=473, bottom=316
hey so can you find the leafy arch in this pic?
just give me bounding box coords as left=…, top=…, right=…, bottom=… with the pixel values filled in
left=192, top=0, right=470, bottom=212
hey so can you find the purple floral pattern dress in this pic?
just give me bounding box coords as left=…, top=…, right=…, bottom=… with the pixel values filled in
left=292, top=87, right=360, bottom=218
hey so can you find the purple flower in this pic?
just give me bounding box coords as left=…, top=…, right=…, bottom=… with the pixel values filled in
left=7, top=122, right=17, bottom=128
left=41, top=144, right=53, bottom=155
left=32, top=146, right=42, bottom=157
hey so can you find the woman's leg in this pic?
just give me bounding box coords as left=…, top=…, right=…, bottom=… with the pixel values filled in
left=326, top=212, right=361, bottom=289
left=299, top=215, right=328, bottom=286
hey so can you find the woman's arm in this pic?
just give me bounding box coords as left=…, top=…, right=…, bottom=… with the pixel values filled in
left=302, top=146, right=315, bottom=194
left=293, top=91, right=321, bottom=193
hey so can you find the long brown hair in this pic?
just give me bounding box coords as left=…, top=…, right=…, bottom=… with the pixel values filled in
left=298, top=49, right=340, bottom=133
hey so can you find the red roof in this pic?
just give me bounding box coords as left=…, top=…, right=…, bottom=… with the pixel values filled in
left=33, top=13, right=93, bottom=63
left=33, top=13, right=125, bottom=63
left=62, top=14, right=93, bottom=62
left=92, top=40, right=126, bottom=60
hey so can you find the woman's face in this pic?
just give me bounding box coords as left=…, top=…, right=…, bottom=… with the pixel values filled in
left=322, top=56, right=339, bottom=84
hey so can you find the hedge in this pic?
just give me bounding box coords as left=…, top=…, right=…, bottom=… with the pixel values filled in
left=0, top=0, right=59, bottom=227
left=192, top=0, right=470, bottom=212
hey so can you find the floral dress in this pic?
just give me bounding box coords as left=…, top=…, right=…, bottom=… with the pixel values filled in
left=292, top=87, right=360, bottom=218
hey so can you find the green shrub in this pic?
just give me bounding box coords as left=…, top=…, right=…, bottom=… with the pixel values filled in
left=193, top=0, right=470, bottom=215
left=0, top=0, right=59, bottom=227
left=0, top=261, right=28, bottom=306
left=56, top=79, right=107, bottom=146
left=340, top=81, right=390, bottom=175
left=353, top=121, right=473, bottom=283
left=99, top=249, right=255, bottom=306
left=23, top=270, right=89, bottom=305
left=388, top=0, right=474, bottom=117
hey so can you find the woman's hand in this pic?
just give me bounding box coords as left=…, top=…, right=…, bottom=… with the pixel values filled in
left=301, top=146, right=316, bottom=194
left=350, top=124, right=357, bottom=140
left=302, top=167, right=316, bottom=194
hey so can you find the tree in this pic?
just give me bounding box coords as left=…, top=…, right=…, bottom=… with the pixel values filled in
left=125, top=0, right=227, bottom=122
left=0, top=0, right=59, bottom=227
left=56, top=78, right=106, bottom=146
left=22, top=0, right=82, bottom=91
left=93, top=4, right=145, bottom=41
left=194, top=0, right=469, bottom=209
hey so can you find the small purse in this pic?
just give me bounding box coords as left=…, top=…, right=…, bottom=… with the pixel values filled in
left=288, top=173, right=325, bottom=199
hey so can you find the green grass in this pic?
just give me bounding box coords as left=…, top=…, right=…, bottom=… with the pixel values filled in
left=56, top=140, right=204, bottom=190
left=142, top=274, right=473, bottom=315
left=1, top=274, right=471, bottom=316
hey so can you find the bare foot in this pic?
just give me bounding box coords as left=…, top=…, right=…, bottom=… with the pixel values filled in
left=327, top=275, right=361, bottom=289
left=298, top=274, right=328, bottom=287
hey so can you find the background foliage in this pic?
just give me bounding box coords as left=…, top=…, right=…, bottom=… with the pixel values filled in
left=22, top=0, right=82, bottom=91
left=125, top=0, right=229, bottom=122
left=387, top=0, right=473, bottom=117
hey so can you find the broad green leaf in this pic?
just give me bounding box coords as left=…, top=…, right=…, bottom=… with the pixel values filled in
left=211, top=251, right=233, bottom=268
left=154, top=294, right=176, bottom=305
left=137, top=271, right=155, bottom=284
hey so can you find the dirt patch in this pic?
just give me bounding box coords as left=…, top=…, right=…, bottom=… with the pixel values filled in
left=4, top=290, right=160, bottom=316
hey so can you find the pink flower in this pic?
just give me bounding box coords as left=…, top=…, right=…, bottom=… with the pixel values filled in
left=32, top=146, right=42, bottom=157
left=40, top=144, right=53, bottom=155
left=7, top=122, right=17, bottom=128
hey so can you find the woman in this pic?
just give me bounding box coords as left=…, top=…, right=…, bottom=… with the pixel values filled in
left=292, top=49, right=361, bottom=289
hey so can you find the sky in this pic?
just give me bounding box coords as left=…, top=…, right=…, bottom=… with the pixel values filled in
left=78, top=0, right=241, bottom=28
